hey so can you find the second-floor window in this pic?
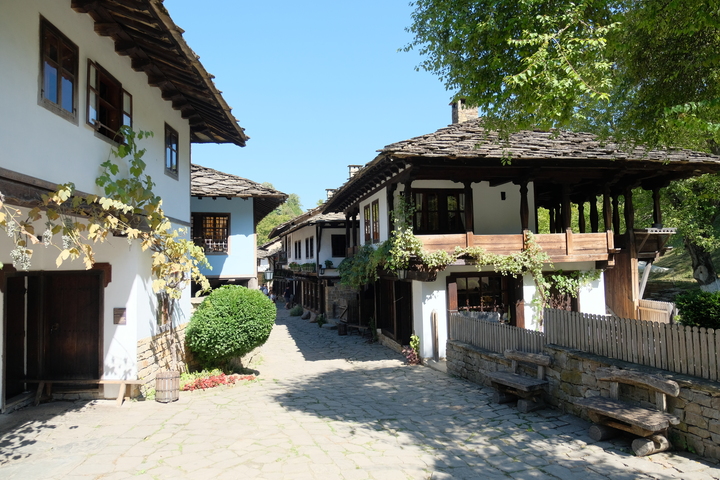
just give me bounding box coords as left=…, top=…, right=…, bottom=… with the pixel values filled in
left=87, top=61, right=132, bottom=140
left=192, top=213, right=229, bottom=253
left=294, top=240, right=301, bottom=259
left=414, top=190, right=466, bottom=234
left=165, top=124, right=179, bottom=178
left=372, top=200, right=380, bottom=243
left=364, top=204, right=371, bottom=244
left=40, top=18, right=78, bottom=119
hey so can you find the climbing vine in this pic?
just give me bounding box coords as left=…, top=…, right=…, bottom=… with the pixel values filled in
left=338, top=197, right=601, bottom=323
left=0, top=127, right=210, bottom=313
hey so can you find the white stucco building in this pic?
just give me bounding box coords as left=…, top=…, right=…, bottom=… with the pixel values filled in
left=0, top=0, right=247, bottom=409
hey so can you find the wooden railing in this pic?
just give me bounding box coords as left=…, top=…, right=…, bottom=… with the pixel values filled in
left=418, top=230, right=613, bottom=263
left=545, top=309, right=719, bottom=382
left=449, top=312, right=546, bottom=354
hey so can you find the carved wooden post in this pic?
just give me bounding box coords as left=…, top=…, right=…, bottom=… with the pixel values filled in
left=625, top=186, right=637, bottom=257
left=519, top=181, right=529, bottom=232
left=612, top=194, right=621, bottom=233
left=590, top=196, right=599, bottom=233
left=603, top=188, right=612, bottom=232
left=652, top=187, right=663, bottom=228
left=578, top=200, right=586, bottom=233
left=562, top=185, right=571, bottom=232
left=464, top=181, right=474, bottom=233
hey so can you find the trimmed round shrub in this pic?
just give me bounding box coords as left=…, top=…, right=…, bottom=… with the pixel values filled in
left=185, top=285, right=275, bottom=368
left=675, top=290, right=720, bottom=329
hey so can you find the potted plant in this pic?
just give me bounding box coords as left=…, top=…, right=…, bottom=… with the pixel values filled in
left=324, top=259, right=334, bottom=269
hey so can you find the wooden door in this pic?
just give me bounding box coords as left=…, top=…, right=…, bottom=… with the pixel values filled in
left=42, top=273, right=101, bottom=380
left=395, top=281, right=413, bottom=345
left=5, top=276, right=26, bottom=398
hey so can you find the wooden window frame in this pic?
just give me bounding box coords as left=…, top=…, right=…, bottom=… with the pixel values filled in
left=87, top=60, right=131, bottom=142
left=414, top=189, right=466, bottom=235
left=371, top=200, right=380, bottom=244
left=191, top=213, right=230, bottom=254
left=39, top=18, right=78, bottom=121
left=294, top=240, right=301, bottom=259
left=363, top=204, right=371, bottom=244
left=309, top=236, right=314, bottom=259
left=165, top=124, right=179, bottom=179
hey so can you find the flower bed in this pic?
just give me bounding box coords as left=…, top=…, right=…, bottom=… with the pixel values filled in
left=181, top=373, right=255, bottom=391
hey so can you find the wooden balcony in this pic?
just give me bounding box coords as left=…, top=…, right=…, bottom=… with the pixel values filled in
left=418, top=230, right=616, bottom=264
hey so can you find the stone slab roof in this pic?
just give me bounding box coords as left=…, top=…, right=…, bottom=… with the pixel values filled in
left=381, top=119, right=720, bottom=164
left=323, top=119, right=720, bottom=213
left=269, top=205, right=347, bottom=239
left=191, top=164, right=287, bottom=221
left=73, top=0, right=248, bottom=146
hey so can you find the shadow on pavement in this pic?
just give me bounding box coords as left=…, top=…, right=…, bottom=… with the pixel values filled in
left=273, top=307, right=719, bottom=479
left=0, top=401, right=90, bottom=466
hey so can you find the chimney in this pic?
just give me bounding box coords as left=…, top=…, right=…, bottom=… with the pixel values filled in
left=326, top=189, right=336, bottom=200
left=451, top=99, right=478, bottom=124
left=348, top=165, right=362, bottom=179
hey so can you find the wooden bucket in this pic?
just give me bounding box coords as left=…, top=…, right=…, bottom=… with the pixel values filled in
left=337, top=322, right=348, bottom=336
left=155, top=371, right=180, bottom=403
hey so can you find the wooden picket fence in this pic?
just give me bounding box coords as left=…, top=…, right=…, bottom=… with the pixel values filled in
left=449, top=312, right=546, bottom=354
left=545, top=309, right=720, bottom=381
left=638, top=298, right=676, bottom=323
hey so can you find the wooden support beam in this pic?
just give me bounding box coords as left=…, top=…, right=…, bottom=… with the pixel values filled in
left=652, top=187, right=663, bottom=227
left=519, top=181, right=529, bottom=232
left=578, top=201, right=586, bottom=233
left=612, top=194, right=621, bottom=233
left=603, top=188, right=612, bottom=232
left=590, top=196, right=599, bottom=233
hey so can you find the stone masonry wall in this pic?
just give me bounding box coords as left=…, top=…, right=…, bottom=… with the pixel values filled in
left=447, top=340, right=720, bottom=461
left=136, top=322, right=195, bottom=396
left=325, top=281, right=357, bottom=319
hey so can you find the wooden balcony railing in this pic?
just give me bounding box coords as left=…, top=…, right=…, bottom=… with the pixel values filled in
left=418, top=230, right=615, bottom=263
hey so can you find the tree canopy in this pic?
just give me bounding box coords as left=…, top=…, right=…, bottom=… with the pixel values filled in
left=256, top=189, right=303, bottom=246
left=406, top=0, right=720, bottom=151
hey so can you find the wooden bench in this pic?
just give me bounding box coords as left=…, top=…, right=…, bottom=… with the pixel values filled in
left=26, top=379, right=144, bottom=407
left=576, top=368, right=680, bottom=456
left=485, top=350, right=552, bottom=413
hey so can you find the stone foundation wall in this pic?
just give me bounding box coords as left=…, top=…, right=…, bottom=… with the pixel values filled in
left=325, top=281, right=357, bottom=319
left=136, top=323, right=195, bottom=396
left=447, top=340, right=720, bottom=461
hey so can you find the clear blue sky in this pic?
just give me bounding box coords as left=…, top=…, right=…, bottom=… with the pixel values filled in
left=166, top=1, right=454, bottom=210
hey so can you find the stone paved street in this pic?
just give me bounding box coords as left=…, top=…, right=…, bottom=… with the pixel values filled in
left=1, top=306, right=719, bottom=479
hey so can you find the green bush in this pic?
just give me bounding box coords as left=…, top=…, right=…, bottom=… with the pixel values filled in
left=185, top=286, right=275, bottom=368
left=675, top=290, right=720, bottom=329
left=289, top=305, right=304, bottom=316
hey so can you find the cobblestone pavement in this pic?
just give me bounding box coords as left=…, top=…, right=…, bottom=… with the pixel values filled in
left=1, top=307, right=719, bottom=480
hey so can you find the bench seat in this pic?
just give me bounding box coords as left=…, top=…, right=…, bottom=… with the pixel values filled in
left=25, top=379, right=144, bottom=407
left=577, top=396, right=679, bottom=436
left=486, top=371, right=548, bottom=393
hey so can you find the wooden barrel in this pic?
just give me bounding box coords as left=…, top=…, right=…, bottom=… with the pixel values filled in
left=338, top=322, right=348, bottom=336
left=155, top=371, right=180, bottom=403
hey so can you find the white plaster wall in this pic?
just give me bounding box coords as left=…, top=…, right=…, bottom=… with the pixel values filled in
left=0, top=0, right=191, bottom=222
left=474, top=181, right=537, bottom=234
left=286, top=225, right=318, bottom=264
left=359, top=190, right=389, bottom=244
left=412, top=276, right=449, bottom=359
left=523, top=262, right=606, bottom=331
left=191, top=197, right=256, bottom=278
left=318, top=227, right=346, bottom=267
left=0, top=210, right=191, bottom=392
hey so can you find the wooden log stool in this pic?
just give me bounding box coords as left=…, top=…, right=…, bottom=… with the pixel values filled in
left=486, top=350, right=552, bottom=413
left=576, top=368, right=680, bottom=456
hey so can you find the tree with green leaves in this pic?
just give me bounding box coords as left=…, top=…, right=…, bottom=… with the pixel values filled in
left=406, top=0, right=720, bottom=289
left=256, top=188, right=303, bottom=246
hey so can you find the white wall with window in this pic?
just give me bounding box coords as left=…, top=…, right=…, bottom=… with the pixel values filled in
left=0, top=1, right=199, bottom=396
left=0, top=1, right=191, bottom=222
left=190, top=197, right=256, bottom=279
left=359, top=190, right=389, bottom=245
left=319, top=229, right=347, bottom=268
